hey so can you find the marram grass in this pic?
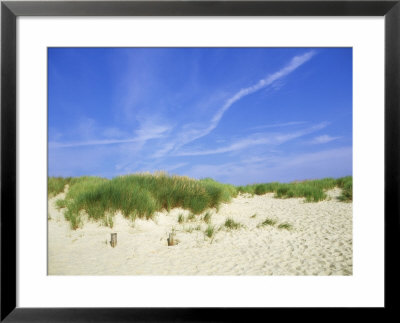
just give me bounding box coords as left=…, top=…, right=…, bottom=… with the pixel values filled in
left=49, top=172, right=238, bottom=229
left=224, top=218, right=242, bottom=230
left=261, top=218, right=277, bottom=226
left=336, top=176, right=353, bottom=202
left=237, top=176, right=352, bottom=202
left=48, top=173, right=352, bottom=229
left=277, top=222, right=293, bottom=230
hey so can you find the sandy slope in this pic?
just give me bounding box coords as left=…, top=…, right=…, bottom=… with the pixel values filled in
left=48, top=188, right=352, bottom=275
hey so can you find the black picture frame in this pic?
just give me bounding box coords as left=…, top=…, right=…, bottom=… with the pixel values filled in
left=1, top=0, right=399, bottom=321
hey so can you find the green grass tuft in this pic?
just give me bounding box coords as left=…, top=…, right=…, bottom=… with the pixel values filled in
left=277, top=222, right=293, bottom=230
left=48, top=177, right=72, bottom=197
left=203, top=211, right=212, bottom=224
left=337, top=176, right=352, bottom=202
left=224, top=218, right=241, bottom=230
left=187, top=213, right=196, bottom=222
left=55, top=199, right=67, bottom=209
left=238, top=177, right=352, bottom=203
left=260, top=218, right=277, bottom=226
left=205, top=224, right=216, bottom=238
left=177, top=213, right=185, bottom=224
left=103, top=213, right=114, bottom=228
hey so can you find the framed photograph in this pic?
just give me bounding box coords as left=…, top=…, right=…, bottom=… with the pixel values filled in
left=1, top=0, right=399, bottom=321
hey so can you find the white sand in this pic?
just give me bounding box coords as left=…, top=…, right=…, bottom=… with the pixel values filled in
left=48, top=188, right=352, bottom=275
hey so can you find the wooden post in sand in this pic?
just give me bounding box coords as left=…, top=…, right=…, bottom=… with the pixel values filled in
left=110, top=233, right=117, bottom=248
left=167, top=232, right=175, bottom=246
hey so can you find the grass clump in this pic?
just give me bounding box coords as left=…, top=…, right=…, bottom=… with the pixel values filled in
left=337, top=176, right=352, bottom=202
left=103, top=213, right=114, bottom=228
left=200, top=177, right=238, bottom=205
left=177, top=213, right=185, bottom=224
left=187, top=213, right=196, bottom=222
left=203, top=211, right=212, bottom=224
left=277, top=222, right=293, bottom=230
left=224, top=218, right=242, bottom=230
left=55, top=199, right=67, bottom=209
left=49, top=173, right=239, bottom=230
left=254, top=183, right=281, bottom=195
left=48, top=177, right=72, bottom=197
left=272, top=178, right=337, bottom=202
left=237, top=176, right=352, bottom=203
left=183, top=225, right=194, bottom=233
left=260, top=218, right=277, bottom=226
left=205, top=224, right=216, bottom=239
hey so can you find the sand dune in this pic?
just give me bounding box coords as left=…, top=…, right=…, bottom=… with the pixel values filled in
left=48, top=188, right=352, bottom=275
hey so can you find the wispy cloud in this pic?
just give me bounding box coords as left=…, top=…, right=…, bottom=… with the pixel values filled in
left=134, top=121, right=172, bottom=141
left=50, top=119, right=172, bottom=149
left=49, top=49, right=324, bottom=179
left=152, top=142, right=176, bottom=158
left=176, top=136, right=272, bottom=156
left=272, top=122, right=328, bottom=143
left=186, top=146, right=352, bottom=184
left=208, top=51, right=316, bottom=133
left=49, top=137, right=143, bottom=149
left=160, top=162, right=188, bottom=172
left=309, top=135, right=340, bottom=144
left=66, top=51, right=316, bottom=157
left=157, top=51, right=317, bottom=156
left=176, top=122, right=328, bottom=156
left=102, top=127, right=128, bottom=139
left=250, top=121, right=307, bottom=131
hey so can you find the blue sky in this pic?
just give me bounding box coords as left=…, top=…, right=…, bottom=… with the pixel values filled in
left=48, top=47, right=352, bottom=185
